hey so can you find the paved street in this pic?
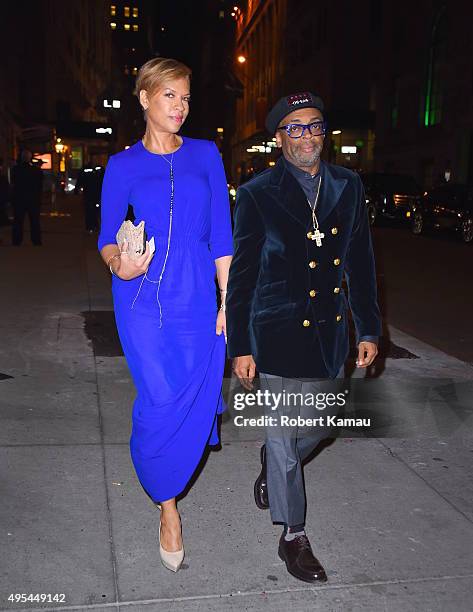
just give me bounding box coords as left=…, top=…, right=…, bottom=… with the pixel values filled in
left=372, top=222, right=473, bottom=365
left=0, top=196, right=472, bottom=611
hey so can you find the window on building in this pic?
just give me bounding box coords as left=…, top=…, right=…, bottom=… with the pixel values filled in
left=132, top=7, right=139, bottom=18
left=124, top=6, right=130, bottom=17
left=124, top=23, right=131, bottom=30
left=423, top=7, right=447, bottom=127
left=110, top=22, right=117, bottom=30
left=71, top=147, right=83, bottom=170
left=132, top=24, right=138, bottom=31
left=110, top=5, right=116, bottom=16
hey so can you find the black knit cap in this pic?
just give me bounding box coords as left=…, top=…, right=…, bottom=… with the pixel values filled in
left=265, top=91, right=325, bottom=135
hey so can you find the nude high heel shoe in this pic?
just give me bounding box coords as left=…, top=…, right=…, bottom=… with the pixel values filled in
left=158, top=517, right=184, bottom=572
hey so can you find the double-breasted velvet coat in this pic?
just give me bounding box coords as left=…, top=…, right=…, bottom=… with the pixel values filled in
left=226, top=157, right=382, bottom=378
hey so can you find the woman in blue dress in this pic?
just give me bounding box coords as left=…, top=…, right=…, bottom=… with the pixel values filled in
left=98, top=58, right=233, bottom=572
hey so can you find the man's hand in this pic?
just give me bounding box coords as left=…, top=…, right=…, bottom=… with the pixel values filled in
left=233, top=355, right=257, bottom=391
left=356, top=341, right=378, bottom=368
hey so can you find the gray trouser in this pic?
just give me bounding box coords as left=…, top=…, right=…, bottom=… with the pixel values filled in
left=259, top=367, right=344, bottom=527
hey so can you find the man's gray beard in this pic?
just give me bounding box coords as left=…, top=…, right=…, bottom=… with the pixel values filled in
left=292, top=142, right=323, bottom=168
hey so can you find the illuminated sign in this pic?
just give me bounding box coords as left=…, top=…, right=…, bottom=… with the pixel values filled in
left=33, top=153, right=52, bottom=170
left=341, top=146, right=357, bottom=154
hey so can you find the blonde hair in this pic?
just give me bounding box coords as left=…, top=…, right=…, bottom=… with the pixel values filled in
left=134, top=57, right=192, bottom=98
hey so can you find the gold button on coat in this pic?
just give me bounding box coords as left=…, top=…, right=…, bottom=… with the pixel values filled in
left=333, top=258, right=341, bottom=266
left=336, top=314, right=342, bottom=322
left=334, top=287, right=340, bottom=293
left=309, top=289, right=317, bottom=297
left=331, top=227, right=338, bottom=235
left=303, top=319, right=311, bottom=327
left=309, top=260, right=317, bottom=269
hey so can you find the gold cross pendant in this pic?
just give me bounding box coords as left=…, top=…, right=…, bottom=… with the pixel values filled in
left=311, top=228, right=325, bottom=247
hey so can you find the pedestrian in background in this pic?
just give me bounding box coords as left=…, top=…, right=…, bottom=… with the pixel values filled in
left=11, top=149, right=43, bottom=246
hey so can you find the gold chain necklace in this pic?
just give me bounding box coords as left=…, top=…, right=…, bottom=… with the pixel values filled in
left=306, top=175, right=324, bottom=247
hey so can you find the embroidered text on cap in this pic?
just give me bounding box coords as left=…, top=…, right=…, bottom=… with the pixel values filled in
left=287, top=92, right=311, bottom=106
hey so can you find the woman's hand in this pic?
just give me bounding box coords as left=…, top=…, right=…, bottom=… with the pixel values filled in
left=114, top=239, right=155, bottom=280
left=216, top=308, right=227, bottom=342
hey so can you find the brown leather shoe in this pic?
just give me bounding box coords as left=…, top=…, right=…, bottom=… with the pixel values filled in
left=254, top=444, right=269, bottom=509
left=278, top=533, right=328, bottom=583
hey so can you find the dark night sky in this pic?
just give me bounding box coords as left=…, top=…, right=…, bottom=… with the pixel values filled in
left=153, top=1, right=233, bottom=138
left=156, top=1, right=206, bottom=66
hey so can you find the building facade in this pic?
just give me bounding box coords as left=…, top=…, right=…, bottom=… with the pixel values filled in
left=232, top=0, right=287, bottom=182
left=231, top=0, right=379, bottom=181
left=1, top=1, right=112, bottom=174
left=0, top=1, right=159, bottom=178
left=231, top=0, right=473, bottom=188
left=107, top=0, right=158, bottom=149
left=373, top=1, right=473, bottom=187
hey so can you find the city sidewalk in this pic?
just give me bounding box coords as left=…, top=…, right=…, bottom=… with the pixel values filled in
left=0, top=196, right=472, bottom=612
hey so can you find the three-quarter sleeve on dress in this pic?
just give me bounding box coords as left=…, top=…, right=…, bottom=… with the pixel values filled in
left=208, top=141, right=234, bottom=259
left=97, top=156, right=130, bottom=252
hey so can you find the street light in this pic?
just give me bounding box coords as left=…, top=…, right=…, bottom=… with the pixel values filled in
left=55, top=139, right=68, bottom=173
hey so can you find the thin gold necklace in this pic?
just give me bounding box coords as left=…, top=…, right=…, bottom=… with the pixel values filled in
left=306, top=175, right=324, bottom=247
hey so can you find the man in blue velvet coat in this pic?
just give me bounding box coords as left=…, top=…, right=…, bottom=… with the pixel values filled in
left=226, top=92, right=382, bottom=583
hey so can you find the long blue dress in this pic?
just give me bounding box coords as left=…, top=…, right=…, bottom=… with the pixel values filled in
left=98, top=138, right=233, bottom=502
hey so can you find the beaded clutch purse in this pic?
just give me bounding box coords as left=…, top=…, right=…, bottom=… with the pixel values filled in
left=116, top=220, right=147, bottom=260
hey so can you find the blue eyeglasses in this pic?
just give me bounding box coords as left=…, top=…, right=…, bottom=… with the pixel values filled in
left=278, top=120, right=327, bottom=138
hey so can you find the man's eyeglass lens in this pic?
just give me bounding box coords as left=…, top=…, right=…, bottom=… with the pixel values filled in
left=282, top=122, right=326, bottom=138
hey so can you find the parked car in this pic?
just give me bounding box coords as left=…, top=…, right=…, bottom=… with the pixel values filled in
left=360, top=173, right=422, bottom=226
left=411, top=183, right=473, bottom=243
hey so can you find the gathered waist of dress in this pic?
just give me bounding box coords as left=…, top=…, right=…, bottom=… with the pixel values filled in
left=148, top=233, right=210, bottom=248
